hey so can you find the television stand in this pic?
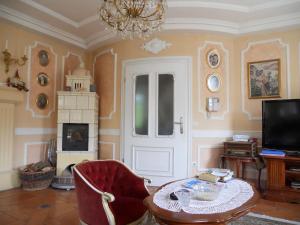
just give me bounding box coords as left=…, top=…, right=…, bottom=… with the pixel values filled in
left=285, top=151, right=300, bottom=157
left=262, top=155, right=300, bottom=203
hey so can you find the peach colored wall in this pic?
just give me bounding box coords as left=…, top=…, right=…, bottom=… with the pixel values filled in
left=0, top=20, right=86, bottom=169
left=1, top=18, right=300, bottom=180
left=92, top=29, right=300, bottom=178
left=94, top=50, right=116, bottom=122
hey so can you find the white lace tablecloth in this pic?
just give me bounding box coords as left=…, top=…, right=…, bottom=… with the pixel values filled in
left=153, top=179, right=254, bottom=214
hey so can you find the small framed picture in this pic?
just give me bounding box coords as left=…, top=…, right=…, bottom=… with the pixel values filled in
left=36, top=93, right=48, bottom=109
left=207, top=49, right=220, bottom=68
left=37, top=73, right=49, bottom=86
left=38, top=50, right=49, bottom=67
left=248, top=59, right=280, bottom=99
left=207, top=73, right=221, bottom=92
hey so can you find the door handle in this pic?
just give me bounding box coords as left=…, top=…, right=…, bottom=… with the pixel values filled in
left=174, top=116, right=183, bottom=134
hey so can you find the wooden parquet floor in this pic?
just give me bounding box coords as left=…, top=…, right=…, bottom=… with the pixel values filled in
left=0, top=187, right=299, bottom=225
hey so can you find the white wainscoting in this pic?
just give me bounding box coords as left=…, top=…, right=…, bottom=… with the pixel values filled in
left=132, top=146, right=174, bottom=177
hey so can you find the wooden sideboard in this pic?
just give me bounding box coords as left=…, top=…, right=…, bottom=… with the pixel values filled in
left=262, top=155, right=300, bottom=203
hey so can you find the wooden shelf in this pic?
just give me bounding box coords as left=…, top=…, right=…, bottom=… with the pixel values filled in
left=285, top=170, right=300, bottom=177
left=262, top=155, right=300, bottom=203
left=285, top=186, right=300, bottom=193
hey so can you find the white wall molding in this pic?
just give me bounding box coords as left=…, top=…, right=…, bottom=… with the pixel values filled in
left=19, top=0, right=78, bottom=27
left=61, top=51, right=84, bottom=90
left=15, top=127, right=122, bottom=136
left=26, top=41, right=57, bottom=119
left=93, top=49, right=117, bottom=120
left=299, top=41, right=300, bottom=85
left=86, top=31, right=117, bottom=50
left=197, top=41, right=230, bottom=120
left=196, top=144, right=223, bottom=171
left=164, top=12, right=300, bottom=35
left=23, top=141, right=48, bottom=165
left=192, top=130, right=262, bottom=139
left=99, top=129, right=120, bottom=136
left=241, top=38, right=291, bottom=120
left=1, top=3, right=300, bottom=50
left=165, top=18, right=239, bottom=34
left=99, top=141, right=116, bottom=160
left=15, top=128, right=56, bottom=136
left=0, top=5, right=86, bottom=49
left=168, top=0, right=300, bottom=13
left=240, top=12, right=300, bottom=34
left=141, top=38, right=172, bottom=54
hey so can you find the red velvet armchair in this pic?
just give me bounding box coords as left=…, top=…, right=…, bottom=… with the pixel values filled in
left=73, top=160, right=150, bottom=225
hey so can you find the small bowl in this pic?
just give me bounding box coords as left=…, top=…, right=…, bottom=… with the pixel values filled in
left=174, top=189, right=191, bottom=207
left=192, top=182, right=223, bottom=201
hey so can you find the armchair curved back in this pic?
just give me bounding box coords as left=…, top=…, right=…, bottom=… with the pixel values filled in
left=74, top=160, right=149, bottom=225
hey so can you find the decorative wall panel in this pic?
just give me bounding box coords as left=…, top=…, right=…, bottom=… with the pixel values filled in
left=27, top=42, right=57, bottom=118
left=198, top=41, right=229, bottom=120
left=197, top=145, right=223, bottom=171
left=0, top=103, right=14, bottom=172
left=241, top=39, right=290, bottom=120
left=24, top=142, right=48, bottom=165
left=99, top=141, right=115, bottom=159
left=93, top=49, right=117, bottom=120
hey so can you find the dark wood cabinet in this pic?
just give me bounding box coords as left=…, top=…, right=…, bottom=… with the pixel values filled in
left=221, top=141, right=262, bottom=190
left=262, top=155, right=300, bottom=203
left=224, top=141, right=257, bottom=157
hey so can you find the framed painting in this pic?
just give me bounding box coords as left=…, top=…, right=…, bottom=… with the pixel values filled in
left=207, top=49, right=220, bottom=69
left=36, top=93, right=48, bottom=109
left=37, top=72, right=49, bottom=86
left=247, top=59, right=280, bottom=99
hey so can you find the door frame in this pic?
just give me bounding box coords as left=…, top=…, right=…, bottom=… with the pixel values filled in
left=120, top=56, right=193, bottom=178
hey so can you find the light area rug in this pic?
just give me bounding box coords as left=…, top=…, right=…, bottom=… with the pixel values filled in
left=230, top=213, right=300, bottom=225
left=141, top=212, right=300, bottom=225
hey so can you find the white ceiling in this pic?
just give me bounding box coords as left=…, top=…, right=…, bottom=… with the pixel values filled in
left=0, top=0, right=300, bottom=49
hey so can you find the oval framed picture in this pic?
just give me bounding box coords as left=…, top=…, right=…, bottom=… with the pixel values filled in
left=36, top=93, right=48, bottom=109
left=207, top=49, right=220, bottom=69
left=37, top=72, right=49, bottom=86
left=207, top=73, right=221, bottom=92
left=38, top=50, right=49, bottom=67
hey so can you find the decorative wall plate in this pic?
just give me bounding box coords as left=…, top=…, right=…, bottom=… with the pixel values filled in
left=37, top=72, right=49, bottom=86
left=207, top=74, right=221, bottom=92
left=36, top=93, right=48, bottom=109
left=38, top=50, right=49, bottom=67
left=141, top=38, right=172, bottom=54
left=207, top=49, right=220, bottom=68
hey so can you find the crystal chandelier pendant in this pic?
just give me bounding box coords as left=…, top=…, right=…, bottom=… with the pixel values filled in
left=99, top=0, right=167, bottom=39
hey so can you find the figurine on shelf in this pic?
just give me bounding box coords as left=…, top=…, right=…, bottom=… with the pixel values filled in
left=7, top=70, right=29, bottom=92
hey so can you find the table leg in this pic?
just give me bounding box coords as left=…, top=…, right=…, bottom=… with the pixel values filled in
left=220, top=157, right=225, bottom=169
left=258, top=168, right=261, bottom=191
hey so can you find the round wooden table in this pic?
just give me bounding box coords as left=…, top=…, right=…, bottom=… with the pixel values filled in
left=144, top=180, right=259, bottom=225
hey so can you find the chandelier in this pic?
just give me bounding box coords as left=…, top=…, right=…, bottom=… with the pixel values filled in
left=99, top=0, right=167, bottom=39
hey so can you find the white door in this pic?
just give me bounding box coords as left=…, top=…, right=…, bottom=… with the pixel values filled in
left=123, top=57, right=190, bottom=186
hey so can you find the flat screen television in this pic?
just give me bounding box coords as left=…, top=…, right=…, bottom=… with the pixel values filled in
left=262, top=99, right=300, bottom=153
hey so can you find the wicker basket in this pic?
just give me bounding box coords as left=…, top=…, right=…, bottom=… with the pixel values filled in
left=19, top=167, right=56, bottom=191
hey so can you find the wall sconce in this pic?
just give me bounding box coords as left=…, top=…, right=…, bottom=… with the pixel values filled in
left=2, top=49, right=28, bottom=73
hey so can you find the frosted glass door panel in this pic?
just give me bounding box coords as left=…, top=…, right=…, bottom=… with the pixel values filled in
left=158, top=74, right=174, bottom=136
left=135, top=75, right=149, bottom=135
